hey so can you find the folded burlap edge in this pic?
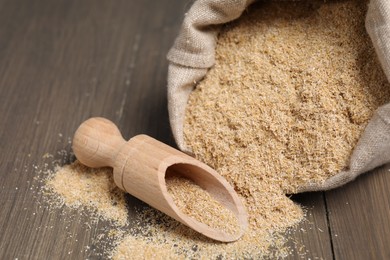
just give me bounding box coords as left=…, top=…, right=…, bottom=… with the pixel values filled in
left=167, top=0, right=390, bottom=192
left=167, top=0, right=256, bottom=152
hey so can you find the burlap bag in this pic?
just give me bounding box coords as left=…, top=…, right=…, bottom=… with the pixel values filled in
left=167, top=0, right=390, bottom=192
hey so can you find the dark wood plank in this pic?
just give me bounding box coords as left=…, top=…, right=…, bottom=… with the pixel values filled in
left=0, top=0, right=187, bottom=258
left=0, top=0, right=333, bottom=259
left=325, top=164, right=390, bottom=260
left=287, top=193, right=333, bottom=260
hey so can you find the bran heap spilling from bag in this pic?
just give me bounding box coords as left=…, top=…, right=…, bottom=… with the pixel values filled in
left=184, top=0, right=390, bottom=249
left=46, top=1, right=390, bottom=259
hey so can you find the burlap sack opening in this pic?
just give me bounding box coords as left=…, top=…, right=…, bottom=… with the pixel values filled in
left=167, top=0, right=390, bottom=192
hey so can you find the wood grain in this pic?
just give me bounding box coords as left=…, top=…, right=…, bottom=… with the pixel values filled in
left=0, top=0, right=388, bottom=259
left=325, top=165, right=390, bottom=260
left=286, top=193, right=333, bottom=260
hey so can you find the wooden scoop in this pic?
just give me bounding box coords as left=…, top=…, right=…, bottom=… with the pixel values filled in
left=72, top=117, right=248, bottom=242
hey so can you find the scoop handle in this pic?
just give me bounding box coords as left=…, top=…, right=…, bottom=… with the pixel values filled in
left=72, top=117, right=125, bottom=168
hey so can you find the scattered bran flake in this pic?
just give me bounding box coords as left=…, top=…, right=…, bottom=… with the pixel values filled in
left=46, top=159, right=293, bottom=259
left=182, top=0, right=390, bottom=257
left=45, top=160, right=128, bottom=226
left=111, top=206, right=292, bottom=259
left=112, top=236, right=180, bottom=260
left=165, top=174, right=240, bottom=236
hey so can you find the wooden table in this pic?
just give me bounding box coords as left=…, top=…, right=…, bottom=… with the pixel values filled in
left=1, top=0, right=389, bottom=259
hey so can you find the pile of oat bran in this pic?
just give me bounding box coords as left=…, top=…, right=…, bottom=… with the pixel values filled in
left=184, top=0, right=390, bottom=256
left=45, top=162, right=128, bottom=226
